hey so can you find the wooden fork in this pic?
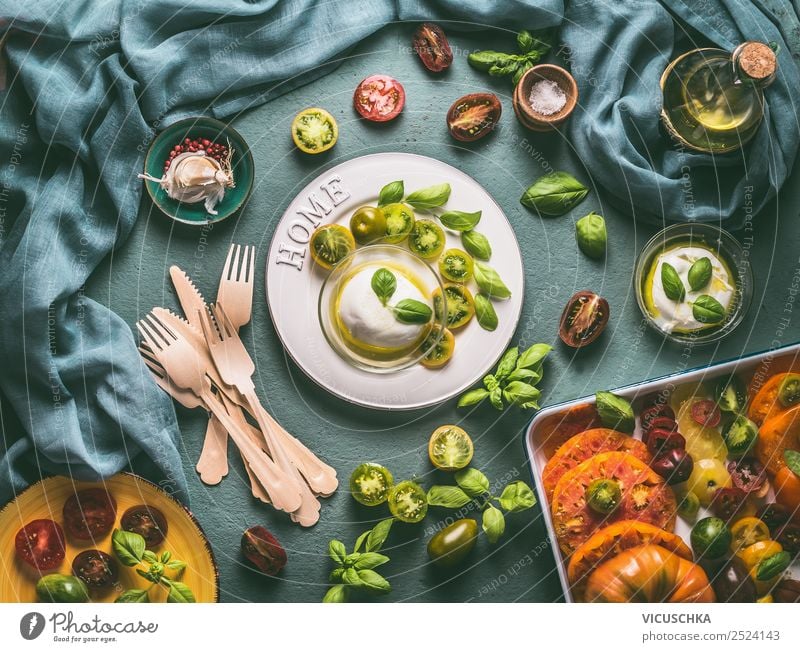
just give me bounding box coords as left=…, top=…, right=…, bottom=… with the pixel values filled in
left=136, top=312, right=302, bottom=514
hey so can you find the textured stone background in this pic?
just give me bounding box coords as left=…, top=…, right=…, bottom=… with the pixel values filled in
left=82, top=24, right=800, bottom=602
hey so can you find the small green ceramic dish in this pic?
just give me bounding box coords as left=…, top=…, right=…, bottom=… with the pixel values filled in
left=142, top=116, right=254, bottom=226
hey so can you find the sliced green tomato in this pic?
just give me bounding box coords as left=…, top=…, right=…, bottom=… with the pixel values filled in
left=388, top=480, right=428, bottom=523
left=408, top=220, right=445, bottom=259
left=428, top=425, right=474, bottom=471
left=382, top=203, right=416, bottom=243
left=349, top=206, right=386, bottom=245
left=433, top=283, right=475, bottom=330
left=420, top=327, right=454, bottom=369
left=438, top=248, right=474, bottom=283
left=349, top=463, right=394, bottom=506
left=291, top=107, right=338, bottom=154
left=309, top=224, right=355, bottom=270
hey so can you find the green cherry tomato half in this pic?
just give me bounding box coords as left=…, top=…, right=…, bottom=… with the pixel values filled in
left=420, top=327, right=455, bottom=369
left=691, top=516, right=732, bottom=560
left=349, top=463, right=394, bottom=507
left=309, top=224, right=355, bottom=270
left=382, top=203, right=416, bottom=243
left=428, top=425, right=474, bottom=471
left=427, top=518, right=478, bottom=568
left=778, top=374, right=800, bottom=408
left=349, top=206, right=387, bottom=245
left=433, top=283, right=475, bottom=330
left=291, top=107, right=338, bottom=154
left=388, top=480, right=428, bottom=523
left=438, top=248, right=474, bottom=283
left=408, top=220, right=446, bottom=259
left=723, top=415, right=759, bottom=459
left=585, top=478, right=622, bottom=515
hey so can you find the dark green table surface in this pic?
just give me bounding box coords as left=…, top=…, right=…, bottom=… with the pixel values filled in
left=80, top=24, right=800, bottom=602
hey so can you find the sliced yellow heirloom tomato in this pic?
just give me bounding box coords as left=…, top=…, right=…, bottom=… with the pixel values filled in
left=677, top=398, right=728, bottom=461
left=428, top=425, right=474, bottom=471
left=309, top=224, right=355, bottom=270
left=729, top=517, right=771, bottom=554
left=291, top=107, right=338, bottom=154
left=686, top=457, right=731, bottom=506
left=738, top=539, right=783, bottom=570
left=420, top=327, right=454, bottom=369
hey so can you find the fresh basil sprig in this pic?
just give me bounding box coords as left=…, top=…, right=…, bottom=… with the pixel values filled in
left=378, top=180, right=404, bottom=207
left=111, top=529, right=193, bottom=603
left=521, top=171, right=589, bottom=217
left=323, top=519, right=394, bottom=603
left=468, top=29, right=553, bottom=85
left=688, top=257, right=712, bottom=291
left=692, top=295, right=725, bottom=323
left=371, top=268, right=396, bottom=305
left=661, top=262, right=685, bottom=301
left=458, top=342, right=550, bottom=410
left=427, top=469, right=536, bottom=544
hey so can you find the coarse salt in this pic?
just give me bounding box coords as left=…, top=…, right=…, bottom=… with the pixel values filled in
left=528, top=79, right=567, bottom=116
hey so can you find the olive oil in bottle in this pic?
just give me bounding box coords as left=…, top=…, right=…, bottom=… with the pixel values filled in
left=661, top=41, right=776, bottom=154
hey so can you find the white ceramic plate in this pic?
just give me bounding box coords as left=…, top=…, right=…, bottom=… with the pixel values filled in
left=265, top=153, right=524, bottom=410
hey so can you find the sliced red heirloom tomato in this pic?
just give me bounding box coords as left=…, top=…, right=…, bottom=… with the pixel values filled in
left=647, top=429, right=686, bottom=457
left=727, top=458, right=767, bottom=494
left=353, top=75, right=405, bottom=123
left=710, top=487, right=749, bottom=522
left=446, top=93, right=502, bottom=142
left=412, top=23, right=453, bottom=72
left=558, top=291, right=610, bottom=348
left=642, top=417, right=679, bottom=446
left=15, top=519, right=66, bottom=570
left=651, top=448, right=694, bottom=485
left=691, top=399, right=721, bottom=428
left=756, top=503, right=792, bottom=531
left=72, top=549, right=119, bottom=589
left=62, top=488, right=117, bottom=541
left=121, top=505, right=169, bottom=548
left=640, top=403, right=675, bottom=431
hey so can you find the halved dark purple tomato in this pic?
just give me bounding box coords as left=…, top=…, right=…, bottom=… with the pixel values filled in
left=62, top=488, right=117, bottom=541
left=121, top=505, right=169, bottom=548
left=446, top=93, right=502, bottom=142
left=72, top=549, right=119, bottom=589
left=727, top=458, right=767, bottom=494
left=558, top=291, right=609, bottom=348
left=412, top=23, right=453, bottom=72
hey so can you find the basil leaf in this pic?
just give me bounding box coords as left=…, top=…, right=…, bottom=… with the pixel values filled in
left=166, top=581, right=196, bottom=603
left=499, top=481, right=537, bottom=512
left=692, top=295, right=726, bottom=323
left=458, top=388, right=489, bottom=407
left=474, top=293, right=498, bottom=331
left=353, top=553, right=390, bottom=570
left=427, top=485, right=472, bottom=508
left=483, top=374, right=499, bottom=391
left=520, top=171, right=589, bottom=216
left=661, top=262, right=685, bottom=301
left=482, top=505, right=506, bottom=544
left=502, top=381, right=541, bottom=409
left=136, top=568, right=158, bottom=583
left=489, top=60, right=520, bottom=76
left=371, top=267, right=396, bottom=305
left=392, top=299, right=432, bottom=324
left=166, top=560, right=187, bottom=573
left=342, top=568, right=362, bottom=586
left=455, top=468, right=490, bottom=497
left=516, top=343, right=551, bottom=370
left=365, top=518, right=394, bottom=552
left=329, top=540, right=347, bottom=566
left=115, top=588, right=150, bottom=603
left=512, top=60, right=533, bottom=85
left=489, top=386, right=504, bottom=410
left=784, top=450, right=800, bottom=476
left=468, top=50, right=513, bottom=71
left=344, top=552, right=361, bottom=567
left=756, top=551, right=791, bottom=581
left=378, top=180, right=404, bottom=207
left=517, top=30, right=535, bottom=53
left=329, top=568, right=345, bottom=582
left=474, top=261, right=512, bottom=299
left=461, top=230, right=492, bottom=260
left=439, top=210, right=481, bottom=231
left=506, top=367, right=541, bottom=384
left=142, top=550, right=158, bottom=564
left=357, top=569, right=391, bottom=593
left=595, top=391, right=635, bottom=433
left=495, top=347, right=519, bottom=380
left=353, top=530, right=370, bottom=553
left=160, top=551, right=172, bottom=563
left=405, top=183, right=451, bottom=211
left=688, top=257, right=712, bottom=291
left=112, top=529, right=145, bottom=567
left=322, top=584, right=348, bottom=603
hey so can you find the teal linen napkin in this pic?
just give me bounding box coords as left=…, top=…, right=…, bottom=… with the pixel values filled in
left=0, top=0, right=797, bottom=503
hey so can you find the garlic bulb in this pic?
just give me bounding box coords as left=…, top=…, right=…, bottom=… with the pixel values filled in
left=139, top=147, right=235, bottom=215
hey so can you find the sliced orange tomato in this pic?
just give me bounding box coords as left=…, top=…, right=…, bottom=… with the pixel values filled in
left=541, top=428, right=650, bottom=501
left=748, top=353, right=800, bottom=401
left=773, top=465, right=800, bottom=514
left=729, top=517, right=771, bottom=554
left=536, top=403, right=602, bottom=459
left=567, top=521, right=692, bottom=601
left=749, top=373, right=794, bottom=426
left=756, top=404, right=800, bottom=476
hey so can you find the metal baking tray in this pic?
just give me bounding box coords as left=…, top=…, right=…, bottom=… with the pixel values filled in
left=524, top=342, right=800, bottom=603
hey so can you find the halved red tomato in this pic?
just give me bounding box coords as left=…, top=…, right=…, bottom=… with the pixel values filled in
left=63, top=488, right=117, bottom=541
left=412, top=23, right=453, bottom=72
left=353, top=75, right=405, bottom=122
left=15, top=519, right=66, bottom=570
left=446, top=93, right=502, bottom=142
left=542, top=428, right=650, bottom=500
left=551, top=451, right=677, bottom=555
left=537, top=403, right=602, bottom=459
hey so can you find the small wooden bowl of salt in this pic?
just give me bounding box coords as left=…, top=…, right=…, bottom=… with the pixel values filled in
left=513, top=64, right=578, bottom=131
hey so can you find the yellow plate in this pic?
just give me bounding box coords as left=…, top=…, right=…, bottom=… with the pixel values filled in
left=0, top=474, right=218, bottom=603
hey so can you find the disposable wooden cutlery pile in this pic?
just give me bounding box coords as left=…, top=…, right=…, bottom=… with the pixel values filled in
left=137, top=244, right=337, bottom=526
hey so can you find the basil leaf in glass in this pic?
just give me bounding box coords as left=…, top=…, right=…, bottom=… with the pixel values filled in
left=439, top=210, right=481, bottom=231
left=405, top=183, right=451, bottom=211
left=688, top=257, right=712, bottom=291
left=426, top=485, right=473, bottom=508
left=474, top=261, right=512, bottom=299
left=575, top=212, right=607, bottom=259
left=378, top=180, right=404, bottom=207
left=461, top=230, right=492, bottom=260
left=661, top=262, right=686, bottom=301
left=392, top=299, right=433, bottom=324
left=474, top=293, right=498, bottom=331
left=371, top=267, right=396, bottom=305
left=595, top=391, right=635, bottom=433
left=692, top=295, right=726, bottom=323
left=482, top=505, right=506, bottom=544
left=520, top=171, right=589, bottom=216
left=458, top=388, right=489, bottom=407
left=455, top=468, right=491, bottom=497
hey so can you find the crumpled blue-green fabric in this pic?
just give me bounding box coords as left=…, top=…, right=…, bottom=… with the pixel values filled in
left=0, top=0, right=797, bottom=504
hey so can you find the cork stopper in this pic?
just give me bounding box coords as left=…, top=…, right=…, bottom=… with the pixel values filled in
left=734, top=41, right=777, bottom=85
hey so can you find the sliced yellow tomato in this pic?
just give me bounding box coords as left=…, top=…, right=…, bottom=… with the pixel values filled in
left=738, top=539, right=783, bottom=570
left=686, top=457, right=731, bottom=506
left=730, top=517, right=771, bottom=554
left=678, top=398, right=728, bottom=461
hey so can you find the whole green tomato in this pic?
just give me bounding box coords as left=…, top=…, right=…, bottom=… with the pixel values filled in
left=427, top=518, right=478, bottom=568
